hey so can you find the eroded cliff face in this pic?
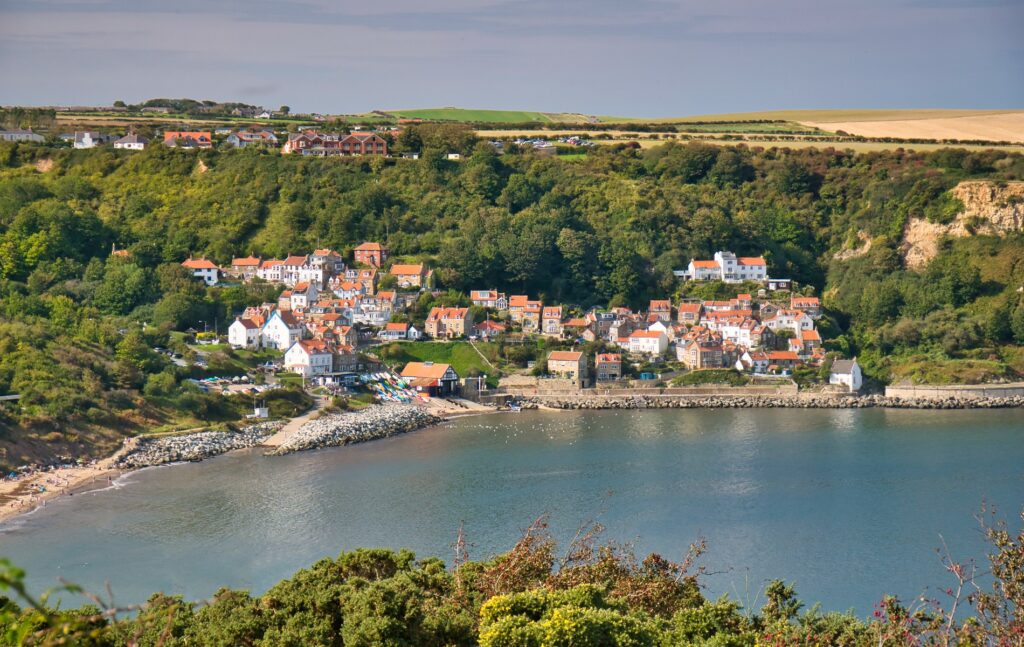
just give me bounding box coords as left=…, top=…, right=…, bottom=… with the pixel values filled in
left=902, top=180, right=1024, bottom=269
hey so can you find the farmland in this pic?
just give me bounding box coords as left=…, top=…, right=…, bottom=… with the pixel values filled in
left=384, top=107, right=595, bottom=123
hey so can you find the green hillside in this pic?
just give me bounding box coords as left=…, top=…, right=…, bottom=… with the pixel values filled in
left=1, top=133, right=1024, bottom=465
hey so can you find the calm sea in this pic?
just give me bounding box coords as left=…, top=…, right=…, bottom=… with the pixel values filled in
left=1, top=408, right=1021, bottom=615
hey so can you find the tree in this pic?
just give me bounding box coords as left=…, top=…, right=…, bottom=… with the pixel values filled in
left=278, top=105, right=290, bottom=115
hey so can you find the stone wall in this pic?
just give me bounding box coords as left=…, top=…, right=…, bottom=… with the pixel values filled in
left=885, top=383, right=1024, bottom=400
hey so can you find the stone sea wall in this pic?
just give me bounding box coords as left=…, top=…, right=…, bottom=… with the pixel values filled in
left=270, top=404, right=443, bottom=455
left=521, top=394, right=1024, bottom=410
left=114, top=421, right=284, bottom=469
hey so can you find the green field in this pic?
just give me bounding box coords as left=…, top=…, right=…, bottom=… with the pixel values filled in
left=384, top=108, right=593, bottom=124
left=376, top=341, right=501, bottom=386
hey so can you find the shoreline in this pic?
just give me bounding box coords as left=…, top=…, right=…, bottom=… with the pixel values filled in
left=3, top=392, right=1020, bottom=525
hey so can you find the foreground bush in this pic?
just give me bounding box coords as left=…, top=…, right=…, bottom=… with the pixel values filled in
left=1, top=509, right=1022, bottom=645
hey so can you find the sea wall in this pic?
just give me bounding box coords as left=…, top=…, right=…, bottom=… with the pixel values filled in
left=114, top=421, right=284, bottom=469
left=270, top=404, right=443, bottom=455
left=885, top=383, right=1024, bottom=400
left=520, top=393, right=1024, bottom=410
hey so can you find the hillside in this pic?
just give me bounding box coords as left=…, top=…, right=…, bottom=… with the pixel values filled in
left=1, top=134, right=1024, bottom=464
left=382, top=107, right=597, bottom=123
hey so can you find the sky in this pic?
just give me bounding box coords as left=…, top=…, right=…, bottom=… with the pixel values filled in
left=1, top=0, right=1022, bottom=117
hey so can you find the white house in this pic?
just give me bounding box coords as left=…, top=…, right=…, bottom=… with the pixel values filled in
left=829, top=358, right=863, bottom=392
left=113, top=133, right=148, bottom=150
left=470, top=290, right=508, bottom=311
left=764, top=309, right=814, bottom=336
left=289, top=282, right=319, bottom=311
left=284, top=340, right=334, bottom=378
left=261, top=310, right=303, bottom=351
left=228, top=318, right=260, bottom=349
left=73, top=131, right=109, bottom=149
left=379, top=322, right=421, bottom=341
left=628, top=330, right=669, bottom=357
left=683, top=251, right=768, bottom=283
left=181, top=258, right=220, bottom=286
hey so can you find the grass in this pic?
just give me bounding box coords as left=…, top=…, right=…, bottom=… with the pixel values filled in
left=376, top=341, right=501, bottom=387
left=888, top=356, right=1017, bottom=385
left=385, top=108, right=594, bottom=124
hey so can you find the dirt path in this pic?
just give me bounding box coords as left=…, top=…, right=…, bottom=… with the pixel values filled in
left=261, top=396, right=326, bottom=448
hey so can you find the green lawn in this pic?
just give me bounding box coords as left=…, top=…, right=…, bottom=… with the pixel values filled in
left=376, top=341, right=502, bottom=386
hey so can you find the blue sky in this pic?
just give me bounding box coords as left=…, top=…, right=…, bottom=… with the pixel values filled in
left=1, top=0, right=1022, bottom=116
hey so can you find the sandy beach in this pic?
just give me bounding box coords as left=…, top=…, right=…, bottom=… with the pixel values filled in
left=0, top=460, right=123, bottom=524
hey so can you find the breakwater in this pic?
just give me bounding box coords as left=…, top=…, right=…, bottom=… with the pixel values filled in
left=270, top=404, right=443, bottom=455
left=114, top=421, right=284, bottom=469
left=521, top=393, right=1024, bottom=410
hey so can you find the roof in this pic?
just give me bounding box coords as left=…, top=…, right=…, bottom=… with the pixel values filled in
left=296, top=339, right=331, bottom=354
left=542, top=306, right=562, bottom=317
left=390, top=263, right=424, bottom=275
left=691, top=260, right=719, bottom=269
left=738, top=257, right=766, bottom=266
left=564, top=318, right=588, bottom=327
left=401, top=362, right=455, bottom=379
left=737, top=293, right=752, bottom=300
left=649, top=300, right=671, bottom=309
left=232, top=256, right=261, bottom=266
left=182, top=258, right=218, bottom=270
left=163, top=131, right=211, bottom=142
left=792, top=296, right=821, bottom=305
left=801, top=329, right=821, bottom=341
left=509, top=295, right=530, bottom=307
left=476, top=320, right=506, bottom=331
left=385, top=322, right=409, bottom=331
left=114, top=133, right=147, bottom=144
left=282, top=255, right=308, bottom=266
left=354, top=242, right=384, bottom=252
left=548, top=351, right=583, bottom=361
left=260, top=259, right=283, bottom=269
left=596, top=353, right=621, bottom=363
left=428, top=306, right=469, bottom=319
left=767, top=351, right=799, bottom=360
left=234, top=318, right=259, bottom=330
left=629, top=330, right=665, bottom=339
left=832, top=359, right=857, bottom=374
left=677, top=303, right=702, bottom=313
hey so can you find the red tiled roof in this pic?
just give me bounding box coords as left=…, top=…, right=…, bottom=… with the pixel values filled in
left=629, top=330, right=665, bottom=339
left=354, top=242, right=384, bottom=252
left=232, top=256, right=261, bottom=267
left=596, top=353, right=621, bottom=363
left=548, top=351, right=583, bottom=361
left=738, top=256, right=766, bottom=266
left=401, top=362, right=453, bottom=379
left=390, top=263, right=424, bottom=275
left=692, top=260, right=719, bottom=268
left=182, top=258, right=218, bottom=270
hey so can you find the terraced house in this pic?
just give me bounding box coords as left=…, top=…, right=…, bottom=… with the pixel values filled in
left=425, top=307, right=472, bottom=339
left=282, top=130, right=388, bottom=156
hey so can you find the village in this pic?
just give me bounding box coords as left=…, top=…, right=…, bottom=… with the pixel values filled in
left=178, top=244, right=864, bottom=403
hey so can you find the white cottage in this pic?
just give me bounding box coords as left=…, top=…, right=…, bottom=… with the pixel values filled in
left=284, top=340, right=334, bottom=378
left=228, top=317, right=260, bottom=349
left=261, top=310, right=303, bottom=351
left=829, top=358, right=863, bottom=392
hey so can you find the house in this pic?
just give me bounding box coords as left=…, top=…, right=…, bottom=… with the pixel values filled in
left=595, top=353, right=622, bottom=381
left=682, top=251, right=768, bottom=283
left=290, top=282, right=319, bottom=311
left=280, top=254, right=326, bottom=287
left=225, top=130, right=278, bottom=148
left=228, top=318, right=260, bottom=349
left=257, top=259, right=284, bottom=282
left=679, top=340, right=724, bottom=369
left=163, top=131, right=213, bottom=149
left=790, top=296, right=822, bottom=319
left=766, top=351, right=800, bottom=371
left=401, top=362, right=459, bottom=396
left=261, top=310, right=304, bottom=351
left=351, top=295, right=393, bottom=326
left=800, top=329, right=822, bottom=355
left=425, top=307, right=472, bottom=339
left=310, top=248, right=347, bottom=276
left=471, top=290, right=508, bottom=311
left=649, top=300, right=672, bottom=322
left=628, top=330, right=668, bottom=357
left=282, top=130, right=388, bottom=156
left=333, top=281, right=365, bottom=300
left=562, top=318, right=590, bottom=339
left=542, top=306, right=563, bottom=337
left=547, top=350, right=587, bottom=382
left=379, top=322, right=421, bottom=341
left=353, top=242, right=388, bottom=267
left=181, top=258, right=220, bottom=286
left=0, top=128, right=44, bottom=143
left=284, top=340, right=334, bottom=378
left=335, top=325, right=359, bottom=348
left=73, top=132, right=110, bottom=149
left=521, top=302, right=542, bottom=333
left=229, top=256, right=262, bottom=280
left=830, top=358, right=863, bottom=392
left=735, top=350, right=770, bottom=373
left=764, top=309, right=814, bottom=335
left=474, top=320, right=506, bottom=340
left=113, top=133, right=148, bottom=150
left=508, top=295, right=530, bottom=322
left=390, top=264, right=427, bottom=288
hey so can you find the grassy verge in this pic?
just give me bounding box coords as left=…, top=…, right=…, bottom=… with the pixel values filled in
left=376, top=341, right=502, bottom=387
left=671, top=369, right=750, bottom=387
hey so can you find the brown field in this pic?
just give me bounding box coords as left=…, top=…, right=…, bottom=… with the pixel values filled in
left=802, top=112, right=1024, bottom=143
